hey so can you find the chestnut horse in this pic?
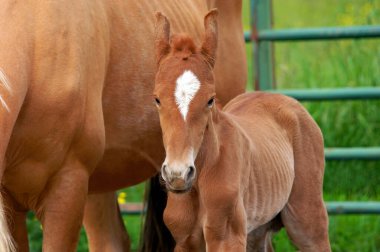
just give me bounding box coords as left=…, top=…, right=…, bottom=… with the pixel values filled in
left=0, top=1, right=246, bottom=251
left=153, top=11, right=331, bottom=252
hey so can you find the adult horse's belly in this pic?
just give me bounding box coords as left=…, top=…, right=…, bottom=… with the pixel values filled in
left=88, top=125, right=165, bottom=192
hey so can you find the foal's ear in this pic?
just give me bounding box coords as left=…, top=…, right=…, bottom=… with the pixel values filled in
left=155, top=12, right=171, bottom=66
left=201, top=9, right=218, bottom=68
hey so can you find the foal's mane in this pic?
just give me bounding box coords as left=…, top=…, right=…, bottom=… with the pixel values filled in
left=170, top=34, right=197, bottom=60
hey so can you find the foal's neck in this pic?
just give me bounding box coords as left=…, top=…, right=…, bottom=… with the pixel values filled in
left=196, top=108, right=220, bottom=169
left=196, top=107, right=233, bottom=171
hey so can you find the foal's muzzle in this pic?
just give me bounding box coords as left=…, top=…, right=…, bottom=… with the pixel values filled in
left=161, top=164, right=196, bottom=193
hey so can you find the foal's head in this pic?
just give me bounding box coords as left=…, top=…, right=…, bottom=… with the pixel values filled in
left=153, top=10, right=218, bottom=193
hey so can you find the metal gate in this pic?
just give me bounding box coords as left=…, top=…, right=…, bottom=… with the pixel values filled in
left=246, top=0, right=380, bottom=214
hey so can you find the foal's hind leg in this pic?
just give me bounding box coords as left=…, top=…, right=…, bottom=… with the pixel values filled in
left=281, top=199, right=330, bottom=252
left=246, top=229, right=273, bottom=252
left=84, top=192, right=130, bottom=252
left=246, top=216, right=281, bottom=252
left=281, top=116, right=331, bottom=252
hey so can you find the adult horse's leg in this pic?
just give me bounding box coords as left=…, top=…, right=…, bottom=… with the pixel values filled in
left=36, top=166, right=90, bottom=251
left=84, top=192, right=130, bottom=252
left=281, top=112, right=331, bottom=252
left=2, top=191, right=29, bottom=252
left=0, top=36, right=29, bottom=251
left=0, top=195, right=15, bottom=252
left=10, top=211, right=29, bottom=252
left=35, top=89, right=105, bottom=251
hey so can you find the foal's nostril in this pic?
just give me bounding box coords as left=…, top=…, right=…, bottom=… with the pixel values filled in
left=161, top=165, right=168, bottom=179
left=186, top=166, right=195, bottom=181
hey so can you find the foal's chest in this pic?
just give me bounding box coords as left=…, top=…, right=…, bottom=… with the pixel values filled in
left=164, top=191, right=206, bottom=249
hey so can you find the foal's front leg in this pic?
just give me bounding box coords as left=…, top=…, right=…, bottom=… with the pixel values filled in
left=204, top=199, right=247, bottom=252
left=164, top=192, right=203, bottom=251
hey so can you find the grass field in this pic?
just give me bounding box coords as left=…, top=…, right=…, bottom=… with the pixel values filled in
left=27, top=0, right=380, bottom=251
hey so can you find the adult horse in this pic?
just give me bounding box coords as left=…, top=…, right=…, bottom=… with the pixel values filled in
left=153, top=11, right=331, bottom=251
left=0, top=0, right=246, bottom=251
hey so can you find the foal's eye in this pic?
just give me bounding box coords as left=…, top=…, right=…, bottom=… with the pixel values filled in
left=207, top=97, right=215, bottom=108
left=154, top=98, right=161, bottom=106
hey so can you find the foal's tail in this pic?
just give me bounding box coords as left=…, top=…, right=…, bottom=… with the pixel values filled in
left=140, top=175, right=175, bottom=252
left=0, top=194, right=15, bottom=252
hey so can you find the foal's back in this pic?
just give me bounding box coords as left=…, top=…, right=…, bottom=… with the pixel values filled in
left=224, top=91, right=319, bottom=150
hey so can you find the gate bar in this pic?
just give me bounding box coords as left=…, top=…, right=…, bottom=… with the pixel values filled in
left=251, top=0, right=275, bottom=90
left=271, top=87, right=380, bottom=101
left=327, top=202, right=380, bottom=214
left=244, top=25, right=380, bottom=42
left=325, top=147, right=380, bottom=161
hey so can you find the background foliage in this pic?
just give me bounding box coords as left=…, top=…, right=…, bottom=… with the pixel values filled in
left=27, top=0, right=380, bottom=251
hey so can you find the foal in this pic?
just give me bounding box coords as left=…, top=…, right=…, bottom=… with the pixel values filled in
left=154, top=10, right=331, bottom=252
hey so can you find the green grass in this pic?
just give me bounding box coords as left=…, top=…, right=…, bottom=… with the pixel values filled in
left=27, top=1, right=380, bottom=251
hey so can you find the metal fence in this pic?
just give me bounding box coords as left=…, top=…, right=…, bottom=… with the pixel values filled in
left=248, top=0, right=380, bottom=214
